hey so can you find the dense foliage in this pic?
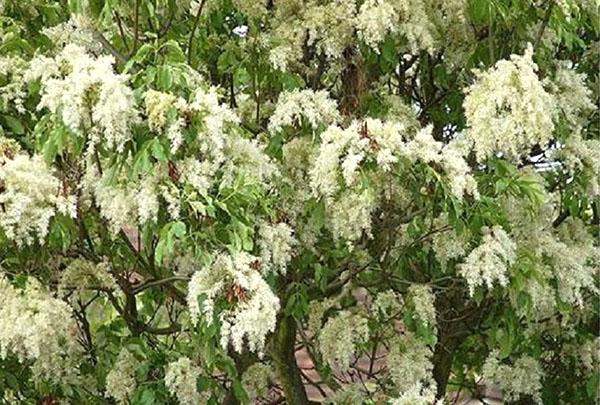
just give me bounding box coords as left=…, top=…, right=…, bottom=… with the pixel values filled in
left=0, top=0, right=598, bottom=403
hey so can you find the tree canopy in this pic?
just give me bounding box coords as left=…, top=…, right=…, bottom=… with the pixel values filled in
left=0, top=0, right=598, bottom=404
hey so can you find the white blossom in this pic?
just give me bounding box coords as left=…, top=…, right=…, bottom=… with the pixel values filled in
left=482, top=351, right=543, bottom=404
left=165, top=357, right=207, bottom=405
left=407, top=284, right=437, bottom=327
left=257, top=221, right=297, bottom=274
left=187, top=251, right=280, bottom=356
left=269, top=89, right=340, bottom=133
left=0, top=152, right=76, bottom=246
left=319, top=311, right=369, bottom=370
left=0, top=276, right=81, bottom=383
left=463, top=44, right=556, bottom=162
left=35, top=44, right=139, bottom=152
left=105, top=349, right=137, bottom=404
left=387, top=334, right=434, bottom=394
left=459, top=226, right=517, bottom=296
left=241, top=363, right=273, bottom=401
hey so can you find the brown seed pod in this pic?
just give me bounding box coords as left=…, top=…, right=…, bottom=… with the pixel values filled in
left=249, top=259, right=262, bottom=271
left=225, top=284, right=248, bottom=303
left=168, top=160, right=180, bottom=182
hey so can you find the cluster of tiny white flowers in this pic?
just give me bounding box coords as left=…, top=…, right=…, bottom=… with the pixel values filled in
left=0, top=152, right=76, bottom=246
left=356, top=0, right=398, bottom=50
left=90, top=169, right=160, bottom=234
left=309, top=120, right=478, bottom=243
left=59, top=259, right=117, bottom=300
left=430, top=214, right=468, bottom=269
left=387, top=333, right=434, bottom=394
left=268, top=0, right=356, bottom=71
left=306, top=297, right=338, bottom=337
left=187, top=251, right=280, bottom=356
left=459, top=226, right=517, bottom=296
left=0, top=276, right=81, bottom=382
left=576, top=337, right=600, bottom=375
left=556, top=132, right=600, bottom=196
left=0, top=56, right=27, bottom=113
left=41, top=15, right=102, bottom=53
left=33, top=44, right=139, bottom=152
left=389, top=383, right=438, bottom=405
left=305, top=0, right=357, bottom=60
left=257, top=221, right=297, bottom=274
left=327, top=188, right=377, bottom=242
left=537, top=219, right=599, bottom=306
left=407, top=284, right=437, bottom=327
left=164, top=357, right=206, bottom=405
left=268, top=89, right=340, bottom=133
left=463, top=45, right=556, bottom=162
left=144, top=89, right=178, bottom=133
left=241, top=363, right=273, bottom=401
left=311, top=121, right=478, bottom=200
left=310, top=119, right=405, bottom=197
left=318, top=310, right=369, bottom=370
left=371, top=289, right=404, bottom=319
left=548, top=62, right=595, bottom=129
left=105, top=348, right=137, bottom=404
left=482, top=351, right=543, bottom=404
left=221, top=136, right=278, bottom=188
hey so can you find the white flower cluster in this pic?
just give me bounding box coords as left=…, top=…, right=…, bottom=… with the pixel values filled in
left=0, top=152, right=76, bottom=246
left=164, top=357, right=207, bottom=405
left=90, top=169, right=161, bottom=234
left=556, top=133, right=600, bottom=196
left=0, top=276, right=80, bottom=382
left=144, top=89, right=178, bottom=133
left=463, top=45, right=556, bottom=162
left=482, top=351, right=543, bottom=404
left=387, top=334, right=435, bottom=395
left=33, top=44, right=139, bottom=152
left=309, top=120, right=478, bottom=243
left=405, top=126, right=479, bottom=199
left=42, top=15, right=102, bottom=53
left=327, top=188, right=377, bottom=242
left=318, top=310, right=369, bottom=370
left=257, top=221, right=297, bottom=274
left=241, top=363, right=273, bottom=401
left=548, top=63, right=595, bottom=129
left=221, top=136, right=278, bottom=188
left=357, top=0, right=437, bottom=54
left=407, top=284, right=437, bottom=327
left=537, top=219, right=599, bottom=306
left=105, top=348, right=137, bottom=404
left=0, top=56, right=27, bottom=113
left=430, top=213, right=468, bottom=269
left=268, top=0, right=356, bottom=71
left=187, top=251, right=280, bottom=356
left=389, top=383, right=438, bottom=405
left=268, top=89, right=340, bottom=133
left=371, top=289, right=403, bottom=319
left=59, top=259, right=117, bottom=301
left=459, top=226, right=517, bottom=296
left=356, top=0, right=398, bottom=50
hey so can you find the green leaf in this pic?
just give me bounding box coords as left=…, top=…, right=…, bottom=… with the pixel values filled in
left=156, top=65, right=174, bottom=91
left=1, top=115, right=25, bottom=134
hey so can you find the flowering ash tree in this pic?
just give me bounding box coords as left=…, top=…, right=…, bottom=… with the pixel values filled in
left=0, top=0, right=598, bottom=404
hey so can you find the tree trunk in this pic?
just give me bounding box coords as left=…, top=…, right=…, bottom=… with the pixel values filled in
left=432, top=328, right=459, bottom=399
left=271, top=315, right=310, bottom=405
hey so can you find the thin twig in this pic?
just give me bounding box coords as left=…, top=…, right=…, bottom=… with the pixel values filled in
left=187, top=0, right=207, bottom=66
left=534, top=1, right=555, bottom=49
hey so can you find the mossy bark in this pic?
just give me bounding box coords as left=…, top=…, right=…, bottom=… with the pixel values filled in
left=271, top=315, right=310, bottom=405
